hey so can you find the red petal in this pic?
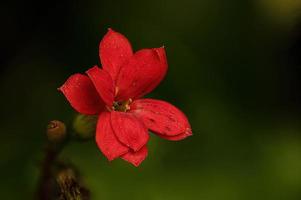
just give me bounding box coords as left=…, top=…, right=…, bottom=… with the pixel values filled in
left=157, top=129, right=192, bottom=141
left=99, top=28, right=133, bottom=81
left=130, top=99, right=192, bottom=136
left=96, top=112, right=129, bottom=161
left=86, top=66, right=115, bottom=106
left=111, top=111, right=149, bottom=151
left=140, top=48, right=167, bottom=97
left=116, top=47, right=168, bottom=100
left=58, top=74, right=104, bottom=115
left=122, top=146, right=148, bottom=167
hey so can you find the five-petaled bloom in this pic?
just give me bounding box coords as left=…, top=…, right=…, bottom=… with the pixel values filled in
left=59, top=29, right=192, bottom=166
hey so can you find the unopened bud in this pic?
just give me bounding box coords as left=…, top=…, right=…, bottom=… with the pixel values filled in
left=47, top=120, right=67, bottom=142
left=73, top=114, right=97, bottom=140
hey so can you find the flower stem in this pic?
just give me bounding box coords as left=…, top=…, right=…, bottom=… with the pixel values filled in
left=36, top=138, right=68, bottom=199
left=36, top=120, right=90, bottom=200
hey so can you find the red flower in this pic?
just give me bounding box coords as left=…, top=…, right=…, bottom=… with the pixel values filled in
left=59, top=29, right=192, bottom=166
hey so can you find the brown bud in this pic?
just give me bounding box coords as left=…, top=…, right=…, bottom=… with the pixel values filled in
left=47, top=120, right=67, bottom=142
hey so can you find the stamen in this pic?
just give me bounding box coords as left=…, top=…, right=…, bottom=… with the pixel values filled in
left=112, top=99, right=132, bottom=112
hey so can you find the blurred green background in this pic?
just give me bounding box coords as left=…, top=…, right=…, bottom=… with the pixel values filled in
left=1, top=0, right=301, bottom=199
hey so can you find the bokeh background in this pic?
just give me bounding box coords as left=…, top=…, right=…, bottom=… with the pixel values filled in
left=1, top=0, right=301, bottom=199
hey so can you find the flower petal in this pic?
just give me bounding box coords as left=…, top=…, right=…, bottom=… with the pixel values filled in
left=157, top=129, right=192, bottom=141
left=111, top=111, right=149, bottom=151
left=86, top=66, right=115, bottom=106
left=116, top=47, right=168, bottom=100
left=138, top=48, right=168, bottom=97
left=96, top=112, right=129, bottom=161
left=58, top=74, right=104, bottom=115
left=99, top=28, right=133, bottom=81
left=130, top=99, right=192, bottom=136
left=122, top=146, right=148, bottom=167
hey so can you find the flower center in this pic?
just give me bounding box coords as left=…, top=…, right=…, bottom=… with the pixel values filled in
left=112, top=99, right=132, bottom=112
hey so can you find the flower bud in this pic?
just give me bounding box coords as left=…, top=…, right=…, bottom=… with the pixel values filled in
left=73, top=114, right=97, bottom=140
left=47, top=120, right=67, bottom=143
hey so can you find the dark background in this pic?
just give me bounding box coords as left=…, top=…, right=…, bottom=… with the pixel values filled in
left=1, top=0, right=301, bottom=199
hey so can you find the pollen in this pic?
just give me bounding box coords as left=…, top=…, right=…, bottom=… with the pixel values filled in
left=112, top=98, right=132, bottom=112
